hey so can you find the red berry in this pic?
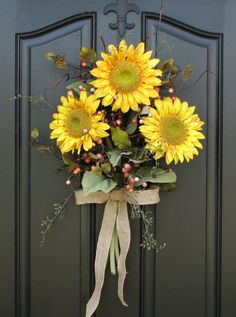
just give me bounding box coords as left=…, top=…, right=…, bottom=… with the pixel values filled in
left=73, top=167, right=81, bottom=174
left=124, top=163, right=131, bottom=171
left=96, top=153, right=102, bottom=159
left=123, top=172, right=129, bottom=178
left=84, top=158, right=91, bottom=163
left=129, top=178, right=136, bottom=184
left=129, top=188, right=134, bottom=193
left=82, top=62, right=87, bottom=67
left=126, top=184, right=131, bottom=190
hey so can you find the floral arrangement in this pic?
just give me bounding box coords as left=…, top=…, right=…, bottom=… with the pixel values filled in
left=31, top=40, right=204, bottom=317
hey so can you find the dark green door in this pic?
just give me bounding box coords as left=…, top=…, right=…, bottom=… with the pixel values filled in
left=1, top=0, right=236, bottom=316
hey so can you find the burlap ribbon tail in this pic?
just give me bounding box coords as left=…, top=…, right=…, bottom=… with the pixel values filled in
left=75, top=187, right=160, bottom=317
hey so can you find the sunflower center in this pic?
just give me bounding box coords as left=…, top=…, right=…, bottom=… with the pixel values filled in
left=66, top=109, right=91, bottom=137
left=160, top=116, right=186, bottom=145
left=110, top=61, right=141, bottom=93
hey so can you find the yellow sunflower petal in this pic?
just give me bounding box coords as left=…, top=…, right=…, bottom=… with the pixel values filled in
left=140, top=97, right=205, bottom=164
left=90, top=40, right=162, bottom=112
left=102, top=93, right=114, bottom=106
left=49, top=94, right=110, bottom=153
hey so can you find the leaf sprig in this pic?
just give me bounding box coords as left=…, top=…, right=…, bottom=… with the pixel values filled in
left=130, top=204, right=166, bottom=252
left=40, top=191, right=74, bottom=246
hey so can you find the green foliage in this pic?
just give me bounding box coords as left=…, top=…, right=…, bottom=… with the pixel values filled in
left=183, top=64, right=193, bottom=81
left=35, top=145, right=50, bottom=153
left=126, top=114, right=138, bottom=135
left=80, top=47, right=97, bottom=63
left=62, top=153, right=78, bottom=172
left=40, top=191, right=74, bottom=246
left=134, top=167, right=177, bottom=187
left=159, top=183, right=177, bottom=192
left=31, top=128, right=39, bottom=139
left=66, top=81, right=92, bottom=93
left=108, top=149, right=123, bottom=166
left=101, top=162, right=112, bottom=175
left=111, top=127, right=131, bottom=150
left=160, top=58, right=174, bottom=73
left=130, top=204, right=166, bottom=252
left=82, top=170, right=117, bottom=196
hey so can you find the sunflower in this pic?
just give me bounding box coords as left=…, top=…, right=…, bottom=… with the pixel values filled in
left=139, top=97, right=205, bottom=164
left=90, top=40, right=162, bottom=113
left=49, top=91, right=110, bottom=153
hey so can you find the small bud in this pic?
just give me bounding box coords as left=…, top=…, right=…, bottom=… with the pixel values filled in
left=134, top=177, right=139, bottom=182
left=116, top=119, right=121, bottom=125
left=126, top=184, right=131, bottom=190
left=114, top=95, right=118, bottom=100
left=96, top=153, right=102, bottom=159
left=82, top=62, right=87, bottom=67
left=169, top=87, right=174, bottom=93
left=139, top=119, right=144, bottom=124
left=73, top=167, right=81, bottom=174
left=84, top=158, right=91, bottom=164
left=66, top=180, right=71, bottom=185
left=97, top=139, right=103, bottom=145
left=155, top=87, right=160, bottom=92
left=124, top=163, right=131, bottom=171
left=129, top=178, right=136, bottom=184
left=67, top=90, right=73, bottom=97
left=123, top=172, right=129, bottom=178
left=83, top=128, right=88, bottom=133
left=131, top=119, right=137, bottom=124
left=90, top=87, right=95, bottom=93
left=78, top=85, right=83, bottom=90
left=129, top=188, right=134, bottom=193
left=142, top=182, right=148, bottom=188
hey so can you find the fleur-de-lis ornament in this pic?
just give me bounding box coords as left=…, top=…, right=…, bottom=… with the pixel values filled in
left=104, top=0, right=140, bottom=38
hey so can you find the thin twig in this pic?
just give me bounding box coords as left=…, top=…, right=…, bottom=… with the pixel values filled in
left=176, top=70, right=216, bottom=92
left=100, top=35, right=107, bottom=53
left=157, top=0, right=163, bottom=33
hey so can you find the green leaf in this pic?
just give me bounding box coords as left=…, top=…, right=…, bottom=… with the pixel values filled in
left=31, top=128, right=39, bottom=139
left=80, top=47, right=97, bottom=63
left=62, top=153, right=75, bottom=166
left=134, top=167, right=177, bottom=186
left=111, top=127, right=131, bottom=150
left=126, top=114, right=138, bottom=135
left=66, top=81, right=91, bottom=92
left=108, top=149, right=123, bottom=166
left=129, top=148, right=148, bottom=164
left=61, top=154, right=78, bottom=173
left=101, top=162, right=112, bottom=175
left=82, top=170, right=117, bottom=196
left=35, top=145, right=50, bottom=153
left=160, top=58, right=174, bottom=72
left=159, top=183, right=176, bottom=192
left=183, top=64, right=193, bottom=81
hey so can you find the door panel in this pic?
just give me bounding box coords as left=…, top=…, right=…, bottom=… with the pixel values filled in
left=1, top=1, right=236, bottom=317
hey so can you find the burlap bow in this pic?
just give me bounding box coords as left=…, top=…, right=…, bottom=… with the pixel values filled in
left=75, top=187, right=160, bottom=317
